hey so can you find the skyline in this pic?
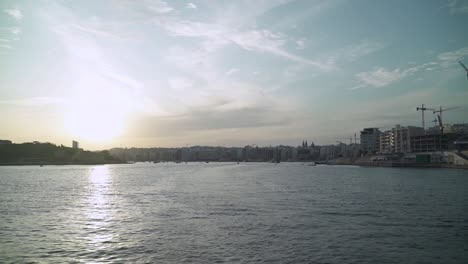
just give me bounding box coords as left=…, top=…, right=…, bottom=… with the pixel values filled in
left=1, top=0, right=468, bottom=150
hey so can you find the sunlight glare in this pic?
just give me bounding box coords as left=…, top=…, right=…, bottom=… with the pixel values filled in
left=65, top=86, right=134, bottom=142
left=86, top=165, right=114, bottom=249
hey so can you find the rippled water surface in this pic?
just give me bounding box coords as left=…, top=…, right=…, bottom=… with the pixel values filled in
left=1, top=163, right=467, bottom=263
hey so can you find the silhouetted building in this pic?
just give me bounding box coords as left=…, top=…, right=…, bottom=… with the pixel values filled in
left=360, top=128, right=380, bottom=154
left=72, top=140, right=79, bottom=149
left=0, top=140, right=12, bottom=145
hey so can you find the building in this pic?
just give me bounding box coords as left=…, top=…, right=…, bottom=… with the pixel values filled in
left=411, top=134, right=458, bottom=153
left=72, top=140, right=79, bottom=149
left=360, top=128, right=380, bottom=154
left=0, top=140, right=12, bottom=145
left=447, top=123, right=468, bottom=135
left=379, top=125, right=424, bottom=153
left=319, top=145, right=339, bottom=160
left=196, top=149, right=219, bottom=161
left=379, top=130, right=393, bottom=153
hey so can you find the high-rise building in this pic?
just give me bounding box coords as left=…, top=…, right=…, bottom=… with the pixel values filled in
left=379, top=125, right=424, bottom=153
left=360, top=128, right=380, bottom=154
left=379, top=130, right=393, bottom=153
left=72, top=140, right=79, bottom=149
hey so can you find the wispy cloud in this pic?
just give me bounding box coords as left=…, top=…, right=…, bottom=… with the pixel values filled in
left=447, top=0, right=468, bottom=14
left=0, top=97, right=66, bottom=106
left=186, top=3, right=197, bottom=9
left=332, top=89, right=437, bottom=126
left=229, top=29, right=328, bottom=68
left=4, top=7, right=23, bottom=21
left=323, top=40, right=385, bottom=70
left=153, top=3, right=331, bottom=69
left=338, top=41, right=385, bottom=62
left=354, top=68, right=406, bottom=88
left=437, top=46, right=468, bottom=66
left=10, top=27, right=21, bottom=36
left=225, top=68, right=239, bottom=76
left=128, top=103, right=294, bottom=139
left=295, top=39, right=305, bottom=50
left=352, top=45, right=468, bottom=89
left=168, top=77, right=194, bottom=91
left=146, top=0, right=174, bottom=14
left=0, top=44, right=12, bottom=49
left=0, top=27, right=22, bottom=48
left=71, top=24, right=127, bottom=40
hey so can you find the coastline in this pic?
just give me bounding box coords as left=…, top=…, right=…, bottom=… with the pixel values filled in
left=333, top=159, right=468, bottom=170
left=1, top=160, right=466, bottom=170
left=0, top=161, right=126, bottom=166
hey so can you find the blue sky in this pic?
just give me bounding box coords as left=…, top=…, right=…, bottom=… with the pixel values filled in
left=1, top=0, right=468, bottom=149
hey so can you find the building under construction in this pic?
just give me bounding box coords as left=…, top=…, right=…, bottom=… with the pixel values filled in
left=378, top=125, right=424, bottom=154
left=411, top=133, right=458, bottom=153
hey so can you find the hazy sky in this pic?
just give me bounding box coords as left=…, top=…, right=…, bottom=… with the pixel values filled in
left=1, top=0, right=468, bottom=149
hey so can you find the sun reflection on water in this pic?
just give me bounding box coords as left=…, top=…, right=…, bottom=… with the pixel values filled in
left=85, top=165, right=114, bottom=253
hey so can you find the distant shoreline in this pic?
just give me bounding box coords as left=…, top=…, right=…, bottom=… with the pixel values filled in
left=1, top=161, right=466, bottom=170
left=0, top=161, right=126, bottom=166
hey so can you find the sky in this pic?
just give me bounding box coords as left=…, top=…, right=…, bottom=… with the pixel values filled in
left=1, top=0, right=468, bottom=150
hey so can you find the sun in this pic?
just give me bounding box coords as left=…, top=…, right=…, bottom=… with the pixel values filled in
left=65, top=107, right=125, bottom=142
left=65, top=90, right=131, bottom=142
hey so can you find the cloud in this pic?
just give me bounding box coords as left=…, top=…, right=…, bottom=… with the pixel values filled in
left=165, top=44, right=219, bottom=81
left=4, top=8, right=23, bottom=21
left=225, top=68, right=239, bottom=76
left=228, top=29, right=318, bottom=64
left=352, top=45, right=468, bottom=89
left=10, top=27, right=21, bottom=35
left=71, top=24, right=127, bottom=40
left=0, top=97, right=66, bottom=106
left=339, top=41, right=385, bottom=62
left=295, top=39, right=305, bottom=50
left=0, top=44, right=12, bottom=49
left=354, top=68, right=406, bottom=88
left=37, top=1, right=155, bottom=119
left=168, top=77, right=194, bottom=91
left=323, top=40, right=385, bottom=70
left=157, top=15, right=331, bottom=69
left=437, top=46, right=468, bottom=66
left=146, top=0, right=174, bottom=13
left=0, top=25, right=22, bottom=48
left=351, top=63, right=432, bottom=89
left=447, top=0, right=468, bottom=14
left=186, top=3, right=197, bottom=9
left=127, top=104, right=294, bottom=138
left=328, top=89, right=438, bottom=131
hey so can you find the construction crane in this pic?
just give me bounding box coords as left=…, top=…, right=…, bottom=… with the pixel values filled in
left=459, top=61, right=468, bottom=78
left=416, top=104, right=435, bottom=130
left=433, top=106, right=459, bottom=134
left=436, top=114, right=443, bottom=134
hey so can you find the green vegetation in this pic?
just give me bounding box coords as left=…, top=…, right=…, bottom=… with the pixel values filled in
left=0, top=142, right=123, bottom=165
